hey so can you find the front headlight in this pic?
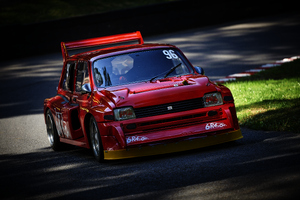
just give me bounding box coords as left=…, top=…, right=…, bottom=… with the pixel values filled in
left=203, top=92, right=223, bottom=107
left=114, top=107, right=136, bottom=121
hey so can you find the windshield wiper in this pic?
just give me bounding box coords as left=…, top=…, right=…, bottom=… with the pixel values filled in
left=164, top=63, right=182, bottom=78
left=149, top=63, right=182, bottom=82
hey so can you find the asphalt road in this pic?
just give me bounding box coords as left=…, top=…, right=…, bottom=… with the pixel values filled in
left=1, top=13, right=300, bottom=200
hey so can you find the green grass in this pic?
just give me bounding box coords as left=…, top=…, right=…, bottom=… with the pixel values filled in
left=0, top=0, right=175, bottom=26
left=224, top=59, right=300, bottom=133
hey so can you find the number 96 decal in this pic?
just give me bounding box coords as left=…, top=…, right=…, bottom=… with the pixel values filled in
left=163, top=50, right=178, bottom=59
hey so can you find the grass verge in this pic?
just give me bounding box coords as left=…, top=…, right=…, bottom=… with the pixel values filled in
left=224, top=59, right=300, bottom=133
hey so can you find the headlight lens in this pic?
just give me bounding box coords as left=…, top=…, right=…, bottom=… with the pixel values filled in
left=203, top=92, right=223, bottom=107
left=114, top=107, right=136, bottom=121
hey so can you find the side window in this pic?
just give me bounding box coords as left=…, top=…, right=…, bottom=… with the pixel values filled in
left=62, top=62, right=76, bottom=92
left=75, top=62, right=89, bottom=92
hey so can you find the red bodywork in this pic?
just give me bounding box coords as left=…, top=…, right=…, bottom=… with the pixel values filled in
left=44, top=31, right=242, bottom=160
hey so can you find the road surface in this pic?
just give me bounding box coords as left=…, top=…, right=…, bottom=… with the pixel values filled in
left=1, top=13, right=300, bottom=199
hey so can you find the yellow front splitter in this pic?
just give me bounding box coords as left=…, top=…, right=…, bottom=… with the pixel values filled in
left=103, top=129, right=243, bottom=160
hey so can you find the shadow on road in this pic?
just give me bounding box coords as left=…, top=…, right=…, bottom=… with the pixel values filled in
left=0, top=54, right=62, bottom=119
left=1, top=129, right=300, bottom=199
left=148, top=13, right=300, bottom=80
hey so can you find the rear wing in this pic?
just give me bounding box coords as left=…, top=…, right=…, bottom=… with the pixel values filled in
left=61, top=31, right=144, bottom=62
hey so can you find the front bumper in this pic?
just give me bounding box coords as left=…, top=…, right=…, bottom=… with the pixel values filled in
left=103, top=128, right=242, bottom=160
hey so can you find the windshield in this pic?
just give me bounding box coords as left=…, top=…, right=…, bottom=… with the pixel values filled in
left=92, top=48, right=193, bottom=87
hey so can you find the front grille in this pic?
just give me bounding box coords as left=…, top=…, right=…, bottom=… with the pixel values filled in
left=134, top=98, right=204, bottom=118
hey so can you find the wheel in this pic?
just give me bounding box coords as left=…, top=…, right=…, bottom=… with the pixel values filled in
left=46, top=109, right=62, bottom=151
left=89, top=117, right=104, bottom=162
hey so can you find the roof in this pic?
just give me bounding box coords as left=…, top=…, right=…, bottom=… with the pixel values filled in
left=69, top=43, right=176, bottom=61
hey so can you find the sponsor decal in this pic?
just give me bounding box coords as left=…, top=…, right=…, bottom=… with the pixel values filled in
left=205, top=122, right=227, bottom=130
left=127, top=136, right=149, bottom=144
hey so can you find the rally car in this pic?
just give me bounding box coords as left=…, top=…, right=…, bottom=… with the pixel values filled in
left=44, top=31, right=242, bottom=162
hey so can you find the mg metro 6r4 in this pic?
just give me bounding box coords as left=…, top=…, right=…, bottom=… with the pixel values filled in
left=44, top=31, right=242, bottom=162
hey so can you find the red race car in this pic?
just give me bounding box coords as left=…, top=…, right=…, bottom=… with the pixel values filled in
left=44, top=31, right=242, bottom=162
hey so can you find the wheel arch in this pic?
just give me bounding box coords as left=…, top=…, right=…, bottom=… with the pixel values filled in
left=44, top=106, right=51, bottom=123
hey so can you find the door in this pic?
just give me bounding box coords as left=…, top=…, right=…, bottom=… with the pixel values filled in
left=71, top=61, right=91, bottom=137
left=54, top=61, right=84, bottom=139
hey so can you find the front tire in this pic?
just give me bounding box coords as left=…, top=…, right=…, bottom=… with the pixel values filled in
left=46, top=109, right=62, bottom=151
left=89, top=117, right=104, bottom=162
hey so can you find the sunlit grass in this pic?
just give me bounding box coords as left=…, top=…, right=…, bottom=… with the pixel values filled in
left=224, top=60, right=300, bottom=133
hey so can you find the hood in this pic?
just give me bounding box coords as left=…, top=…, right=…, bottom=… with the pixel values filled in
left=97, top=75, right=217, bottom=109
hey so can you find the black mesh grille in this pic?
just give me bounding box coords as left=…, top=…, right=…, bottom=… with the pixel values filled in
left=134, top=98, right=204, bottom=118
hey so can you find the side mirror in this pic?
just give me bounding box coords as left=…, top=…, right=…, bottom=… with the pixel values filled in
left=194, top=66, right=205, bottom=75
left=81, top=83, right=91, bottom=94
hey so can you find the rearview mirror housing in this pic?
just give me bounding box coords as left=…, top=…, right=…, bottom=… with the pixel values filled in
left=81, top=83, right=91, bottom=94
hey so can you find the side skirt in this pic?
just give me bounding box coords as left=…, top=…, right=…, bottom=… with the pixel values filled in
left=60, top=137, right=87, bottom=147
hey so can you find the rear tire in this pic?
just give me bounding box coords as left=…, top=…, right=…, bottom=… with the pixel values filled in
left=46, top=109, right=62, bottom=151
left=89, top=117, right=104, bottom=162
